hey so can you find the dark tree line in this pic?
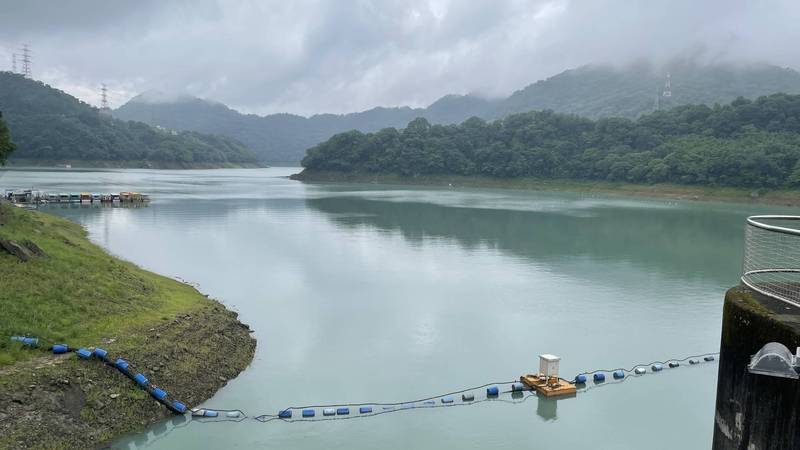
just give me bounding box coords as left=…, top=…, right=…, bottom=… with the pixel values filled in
left=0, top=112, right=14, bottom=165
left=302, top=93, right=800, bottom=188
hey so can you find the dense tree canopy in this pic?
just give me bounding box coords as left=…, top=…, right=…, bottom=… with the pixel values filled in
left=0, top=112, right=14, bottom=165
left=0, top=72, right=257, bottom=166
left=302, top=93, right=800, bottom=188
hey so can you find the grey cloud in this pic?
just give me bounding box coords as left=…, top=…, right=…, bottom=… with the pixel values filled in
left=1, top=0, right=799, bottom=115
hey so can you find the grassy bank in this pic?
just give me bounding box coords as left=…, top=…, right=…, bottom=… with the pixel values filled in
left=292, top=170, right=800, bottom=207
left=7, top=158, right=267, bottom=170
left=0, top=202, right=256, bottom=448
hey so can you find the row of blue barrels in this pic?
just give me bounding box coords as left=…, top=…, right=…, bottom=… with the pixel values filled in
left=10, top=336, right=188, bottom=415
left=573, top=355, right=717, bottom=383
left=274, top=382, right=528, bottom=419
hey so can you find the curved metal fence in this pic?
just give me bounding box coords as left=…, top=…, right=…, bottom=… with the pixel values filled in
left=742, top=215, right=800, bottom=308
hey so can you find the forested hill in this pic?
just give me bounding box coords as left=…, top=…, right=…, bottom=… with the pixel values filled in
left=0, top=72, right=258, bottom=168
left=299, top=93, right=800, bottom=189
left=114, top=62, right=800, bottom=164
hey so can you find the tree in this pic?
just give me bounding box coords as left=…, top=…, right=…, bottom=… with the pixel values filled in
left=0, top=112, right=15, bottom=165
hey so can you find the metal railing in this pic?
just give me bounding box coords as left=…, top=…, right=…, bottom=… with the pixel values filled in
left=742, top=215, right=800, bottom=308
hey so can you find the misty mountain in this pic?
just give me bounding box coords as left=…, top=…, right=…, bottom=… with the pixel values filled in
left=0, top=72, right=258, bottom=167
left=114, top=62, right=800, bottom=164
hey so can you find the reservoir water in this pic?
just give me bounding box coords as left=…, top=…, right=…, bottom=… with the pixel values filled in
left=2, top=167, right=793, bottom=449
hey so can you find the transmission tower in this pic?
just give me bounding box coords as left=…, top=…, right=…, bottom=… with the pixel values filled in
left=662, top=72, right=672, bottom=97
left=11, top=53, right=17, bottom=73
left=101, top=84, right=109, bottom=109
left=19, top=44, right=31, bottom=78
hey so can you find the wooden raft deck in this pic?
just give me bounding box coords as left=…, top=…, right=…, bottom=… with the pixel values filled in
left=520, top=374, right=577, bottom=398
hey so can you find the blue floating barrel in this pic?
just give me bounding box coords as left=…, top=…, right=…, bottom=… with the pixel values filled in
left=634, top=367, right=646, bottom=375
left=152, top=388, right=167, bottom=401
left=302, top=409, right=315, bottom=418
left=422, top=400, right=435, bottom=406
left=401, top=403, right=415, bottom=409
left=322, top=408, right=336, bottom=416
left=115, top=358, right=130, bottom=371
left=704, top=356, right=715, bottom=362
left=52, top=344, right=69, bottom=354
left=93, top=348, right=108, bottom=359
left=382, top=406, right=395, bottom=411
left=575, top=374, right=588, bottom=384
left=278, top=410, right=292, bottom=418
left=10, top=336, right=22, bottom=342
left=486, top=386, right=499, bottom=396
left=462, top=393, right=475, bottom=402
left=593, top=373, right=606, bottom=382
left=76, top=348, right=92, bottom=359
left=689, top=359, right=700, bottom=365
left=22, top=337, right=39, bottom=347
left=359, top=406, right=372, bottom=414
left=226, top=411, right=240, bottom=418
left=651, top=363, right=663, bottom=372
left=441, top=396, right=454, bottom=404
left=203, top=410, right=219, bottom=418
left=336, top=407, right=350, bottom=415
left=668, top=361, right=680, bottom=368
left=511, top=382, right=526, bottom=391
left=613, top=370, right=625, bottom=379
left=133, top=373, right=149, bottom=387
left=173, top=402, right=187, bottom=414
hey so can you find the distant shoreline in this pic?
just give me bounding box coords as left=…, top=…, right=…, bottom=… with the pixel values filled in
left=6, top=158, right=267, bottom=170
left=291, top=170, right=800, bottom=207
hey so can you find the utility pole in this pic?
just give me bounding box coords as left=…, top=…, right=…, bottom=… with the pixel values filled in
left=19, top=44, right=31, bottom=78
left=662, top=72, right=672, bottom=98
left=101, top=84, right=109, bottom=110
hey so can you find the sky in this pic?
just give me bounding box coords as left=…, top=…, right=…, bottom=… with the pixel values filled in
left=1, top=0, right=799, bottom=116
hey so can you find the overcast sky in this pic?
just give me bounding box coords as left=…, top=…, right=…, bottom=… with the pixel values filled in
left=1, top=0, right=799, bottom=116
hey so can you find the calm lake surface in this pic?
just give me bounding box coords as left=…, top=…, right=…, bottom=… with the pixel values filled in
left=3, top=167, right=795, bottom=450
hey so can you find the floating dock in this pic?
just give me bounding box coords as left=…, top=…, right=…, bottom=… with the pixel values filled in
left=520, top=353, right=577, bottom=398
left=519, top=374, right=577, bottom=397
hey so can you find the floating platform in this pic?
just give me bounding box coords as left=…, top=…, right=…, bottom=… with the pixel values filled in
left=520, top=374, right=577, bottom=398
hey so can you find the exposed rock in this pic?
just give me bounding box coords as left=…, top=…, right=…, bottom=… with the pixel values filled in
left=0, top=239, right=33, bottom=261
left=21, top=240, right=46, bottom=257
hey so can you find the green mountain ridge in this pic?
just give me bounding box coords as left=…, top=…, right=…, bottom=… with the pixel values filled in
left=0, top=72, right=259, bottom=167
left=113, top=61, right=800, bottom=164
